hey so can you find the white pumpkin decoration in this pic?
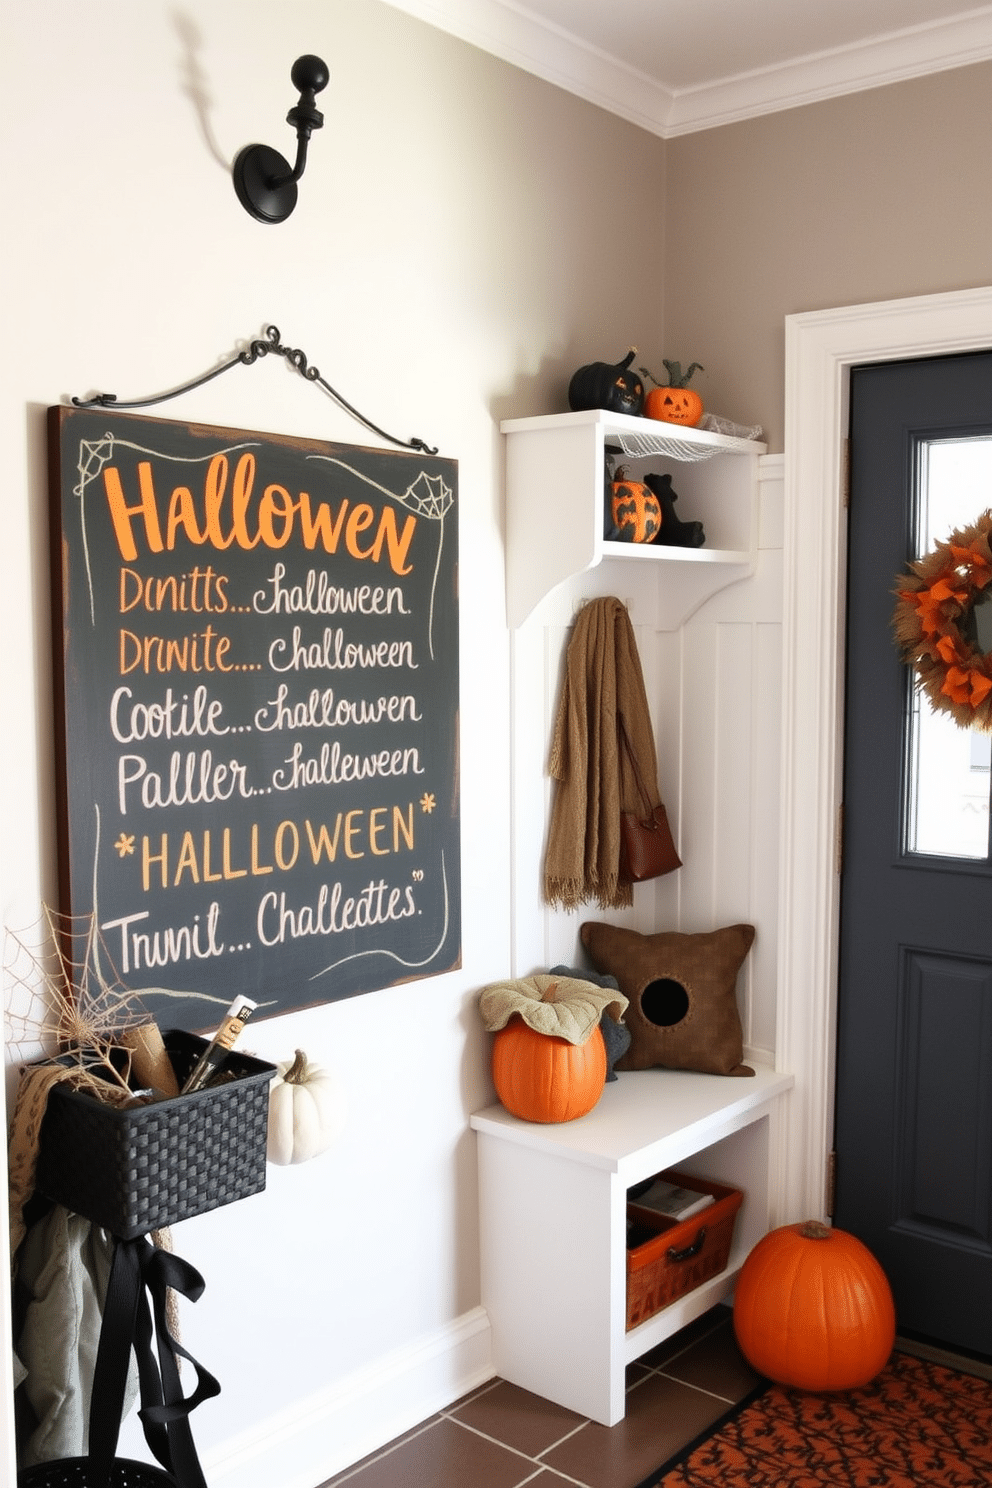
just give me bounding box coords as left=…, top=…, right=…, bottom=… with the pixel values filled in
left=267, top=1049, right=346, bottom=1166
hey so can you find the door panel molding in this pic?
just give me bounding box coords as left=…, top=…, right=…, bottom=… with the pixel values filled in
left=895, top=947, right=992, bottom=1247
left=778, top=286, right=992, bottom=1223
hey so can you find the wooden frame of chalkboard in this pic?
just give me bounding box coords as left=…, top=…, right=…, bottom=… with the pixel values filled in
left=47, top=406, right=461, bottom=1030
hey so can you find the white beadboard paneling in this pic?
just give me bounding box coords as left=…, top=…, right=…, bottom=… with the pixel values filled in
left=510, top=456, right=784, bottom=1072
left=749, top=620, right=783, bottom=1059
left=652, top=627, right=685, bottom=932
left=510, top=579, right=675, bottom=978
left=676, top=616, right=720, bottom=930
left=678, top=460, right=784, bottom=1064
left=714, top=622, right=757, bottom=923
left=758, top=454, right=786, bottom=550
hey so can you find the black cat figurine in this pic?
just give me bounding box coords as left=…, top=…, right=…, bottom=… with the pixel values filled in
left=644, top=472, right=705, bottom=547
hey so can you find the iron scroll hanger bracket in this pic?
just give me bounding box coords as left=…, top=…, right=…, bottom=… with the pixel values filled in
left=71, top=324, right=440, bottom=455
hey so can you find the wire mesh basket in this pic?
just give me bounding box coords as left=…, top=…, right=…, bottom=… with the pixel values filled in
left=19, top=1455, right=179, bottom=1487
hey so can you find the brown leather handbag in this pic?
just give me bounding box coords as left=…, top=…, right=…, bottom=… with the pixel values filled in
left=618, top=714, right=682, bottom=882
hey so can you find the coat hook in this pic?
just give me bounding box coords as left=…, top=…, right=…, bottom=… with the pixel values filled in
left=233, top=55, right=329, bottom=224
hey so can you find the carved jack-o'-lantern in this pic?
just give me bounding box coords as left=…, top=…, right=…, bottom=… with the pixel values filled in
left=568, top=348, right=645, bottom=416
left=642, top=360, right=704, bottom=427
left=645, top=386, right=703, bottom=427
left=609, top=467, right=661, bottom=543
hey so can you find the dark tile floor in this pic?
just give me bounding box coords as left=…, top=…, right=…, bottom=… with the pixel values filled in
left=319, top=1305, right=760, bottom=1488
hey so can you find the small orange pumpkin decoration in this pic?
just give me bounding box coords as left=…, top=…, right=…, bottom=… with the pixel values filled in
left=479, top=974, right=627, bottom=1124
left=609, top=465, right=662, bottom=543
left=492, top=1020, right=607, bottom=1123
left=641, top=360, right=704, bottom=427
left=733, top=1221, right=896, bottom=1392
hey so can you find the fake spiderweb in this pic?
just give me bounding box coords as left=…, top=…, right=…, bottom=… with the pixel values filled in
left=4, top=906, right=151, bottom=1075
left=611, top=431, right=717, bottom=462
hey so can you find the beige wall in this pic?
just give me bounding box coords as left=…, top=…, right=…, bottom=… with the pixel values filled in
left=0, top=3, right=666, bottom=1482
left=12, top=11, right=991, bottom=1482
left=664, top=62, right=992, bottom=450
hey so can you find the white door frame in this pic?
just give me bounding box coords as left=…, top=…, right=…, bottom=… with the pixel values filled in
left=776, top=285, right=992, bottom=1223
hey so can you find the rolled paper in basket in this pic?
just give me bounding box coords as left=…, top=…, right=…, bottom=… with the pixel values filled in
left=120, top=1021, right=180, bottom=1098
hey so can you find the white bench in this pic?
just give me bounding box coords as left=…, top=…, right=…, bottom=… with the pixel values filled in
left=471, top=1063, right=794, bottom=1425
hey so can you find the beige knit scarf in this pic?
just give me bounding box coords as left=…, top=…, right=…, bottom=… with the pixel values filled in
left=544, top=596, right=662, bottom=909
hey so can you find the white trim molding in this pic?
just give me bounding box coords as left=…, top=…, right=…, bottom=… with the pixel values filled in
left=378, top=1, right=992, bottom=137
left=666, top=11, right=992, bottom=136
left=777, top=285, right=992, bottom=1225
left=200, top=1307, right=493, bottom=1488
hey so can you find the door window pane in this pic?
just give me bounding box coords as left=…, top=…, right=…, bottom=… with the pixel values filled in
left=903, top=437, right=992, bottom=860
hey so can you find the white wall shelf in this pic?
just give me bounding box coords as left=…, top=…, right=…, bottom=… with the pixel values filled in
left=471, top=1064, right=793, bottom=1426
left=501, top=409, right=767, bottom=629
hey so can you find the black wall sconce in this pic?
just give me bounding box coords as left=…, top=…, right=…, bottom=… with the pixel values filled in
left=233, top=55, right=329, bottom=224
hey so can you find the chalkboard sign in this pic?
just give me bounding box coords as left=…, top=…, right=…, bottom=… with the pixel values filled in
left=48, top=407, right=460, bottom=1029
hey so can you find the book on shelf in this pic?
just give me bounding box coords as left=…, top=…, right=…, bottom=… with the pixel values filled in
left=630, top=1177, right=715, bottom=1222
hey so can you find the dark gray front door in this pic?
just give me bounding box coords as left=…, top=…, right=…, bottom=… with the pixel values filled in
left=834, top=352, right=992, bottom=1357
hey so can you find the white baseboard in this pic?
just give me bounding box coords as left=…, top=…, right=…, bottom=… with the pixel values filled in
left=200, top=1306, right=494, bottom=1488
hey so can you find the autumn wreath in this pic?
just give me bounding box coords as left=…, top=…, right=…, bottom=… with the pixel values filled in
left=892, top=510, right=992, bottom=729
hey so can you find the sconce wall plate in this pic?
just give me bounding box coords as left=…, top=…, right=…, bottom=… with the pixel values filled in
left=234, top=55, right=328, bottom=225
left=234, top=144, right=299, bottom=225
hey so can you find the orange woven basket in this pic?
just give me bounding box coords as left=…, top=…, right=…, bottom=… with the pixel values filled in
left=626, top=1170, right=743, bottom=1330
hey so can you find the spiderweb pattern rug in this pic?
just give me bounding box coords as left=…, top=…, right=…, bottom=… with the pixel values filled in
left=640, top=1350, right=992, bottom=1487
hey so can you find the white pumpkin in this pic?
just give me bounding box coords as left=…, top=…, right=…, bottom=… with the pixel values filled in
left=267, top=1049, right=345, bottom=1165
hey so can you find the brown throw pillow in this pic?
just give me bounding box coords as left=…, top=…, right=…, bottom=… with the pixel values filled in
left=579, top=921, right=756, bottom=1077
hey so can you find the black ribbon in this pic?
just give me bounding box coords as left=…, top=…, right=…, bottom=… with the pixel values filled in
left=88, top=1236, right=220, bottom=1488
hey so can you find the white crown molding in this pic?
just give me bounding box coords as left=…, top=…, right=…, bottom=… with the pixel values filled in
left=378, top=0, right=992, bottom=136
left=377, top=0, right=676, bottom=134
left=667, top=7, right=992, bottom=135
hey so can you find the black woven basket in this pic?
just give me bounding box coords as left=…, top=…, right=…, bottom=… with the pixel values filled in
left=35, top=1029, right=275, bottom=1239
left=19, top=1456, right=177, bottom=1487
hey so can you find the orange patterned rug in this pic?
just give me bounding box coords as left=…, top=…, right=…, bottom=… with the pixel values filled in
left=641, top=1351, right=992, bottom=1487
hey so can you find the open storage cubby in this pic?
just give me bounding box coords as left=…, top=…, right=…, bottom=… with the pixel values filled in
left=501, top=409, right=767, bottom=629
left=471, top=1065, right=793, bottom=1426
left=625, top=1171, right=744, bottom=1330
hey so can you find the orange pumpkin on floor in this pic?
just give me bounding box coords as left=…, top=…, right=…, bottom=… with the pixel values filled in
left=733, top=1220, right=896, bottom=1391
left=492, top=1019, right=607, bottom=1123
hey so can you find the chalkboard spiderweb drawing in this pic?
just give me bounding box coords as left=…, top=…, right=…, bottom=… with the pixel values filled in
left=49, top=406, right=461, bottom=1030
left=73, top=434, right=262, bottom=624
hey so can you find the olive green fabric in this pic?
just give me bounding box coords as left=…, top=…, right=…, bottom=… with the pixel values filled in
left=478, top=974, right=627, bottom=1045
